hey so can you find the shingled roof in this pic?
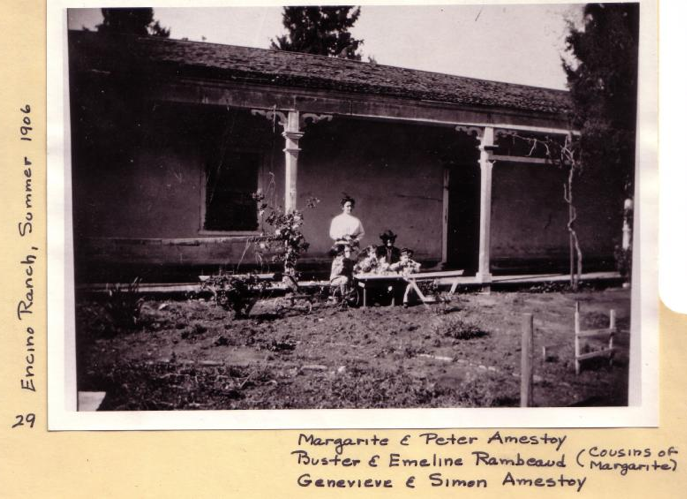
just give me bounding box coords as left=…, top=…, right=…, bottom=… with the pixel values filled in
left=69, top=30, right=571, bottom=116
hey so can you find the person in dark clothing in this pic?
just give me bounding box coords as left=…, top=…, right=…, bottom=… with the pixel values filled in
left=375, top=229, right=401, bottom=268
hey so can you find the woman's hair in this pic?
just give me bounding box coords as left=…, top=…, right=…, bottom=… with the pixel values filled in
left=340, top=194, right=356, bottom=208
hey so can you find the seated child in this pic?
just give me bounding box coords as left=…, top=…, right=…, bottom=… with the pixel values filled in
left=354, top=245, right=380, bottom=275
left=330, top=243, right=355, bottom=300
left=390, top=248, right=422, bottom=307
left=390, top=248, right=421, bottom=276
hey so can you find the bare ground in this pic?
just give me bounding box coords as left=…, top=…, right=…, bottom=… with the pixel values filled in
left=76, top=287, right=631, bottom=410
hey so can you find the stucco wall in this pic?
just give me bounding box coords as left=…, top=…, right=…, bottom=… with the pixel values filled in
left=298, top=119, right=448, bottom=262
left=72, top=104, right=284, bottom=241
left=70, top=95, right=625, bottom=281
left=72, top=107, right=459, bottom=277
left=490, top=161, right=623, bottom=269
left=491, top=162, right=570, bottom=261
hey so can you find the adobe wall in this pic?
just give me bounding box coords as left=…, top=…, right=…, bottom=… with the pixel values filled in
left=71, top=104, right=465, bottom=280
left=490, top=161, right=624, bottom=271
left=298, top=118, right=452, bottom=262
left=71, top=103, right=284, bottom=240
left=70, top=91, right=624, bottom=282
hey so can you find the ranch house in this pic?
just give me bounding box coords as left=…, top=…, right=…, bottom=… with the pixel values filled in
left=67, top=31, right=626, bottom=283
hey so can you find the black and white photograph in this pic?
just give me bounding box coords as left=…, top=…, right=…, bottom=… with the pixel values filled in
left=48, top=0, right=656, bottom=427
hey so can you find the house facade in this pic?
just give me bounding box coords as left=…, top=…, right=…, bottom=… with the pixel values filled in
left=68, top=31, right=626, bottom=283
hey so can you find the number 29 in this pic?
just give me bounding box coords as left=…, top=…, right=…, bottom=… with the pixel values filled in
left=12, top=413, right=36, bottom=429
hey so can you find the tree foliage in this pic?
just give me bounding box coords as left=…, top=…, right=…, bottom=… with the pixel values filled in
left=251, top=191, right=320, bottom=277
left=563, top=3, right=639, bottom=196
left=271, top=6, right=364, bottom=60
left=97, top=8, right=171, bottom=38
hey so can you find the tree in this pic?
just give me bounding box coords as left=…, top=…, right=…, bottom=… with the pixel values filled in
left=504, top=132, right=585, bottom=289
left=96, top=8, right=170, bottom=38
left=563, top=3, right=639, bottom=197
left=271, top=6, right=364, bottom=60
left=561, top=3, right=639, bottom=285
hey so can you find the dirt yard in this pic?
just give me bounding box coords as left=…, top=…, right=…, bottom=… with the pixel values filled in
left=76, top=286, right=631, bottom=410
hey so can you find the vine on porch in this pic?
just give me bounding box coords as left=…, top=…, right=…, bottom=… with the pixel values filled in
left=506, top=132, right=584, bottom=290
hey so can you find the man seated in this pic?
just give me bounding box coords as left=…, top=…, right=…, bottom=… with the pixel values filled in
left=375, top=230, right=401, bottom=268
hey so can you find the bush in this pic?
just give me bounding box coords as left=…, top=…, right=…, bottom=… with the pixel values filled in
left=104, top=278, right=144, bottom=330
left=614, top=244, right=632, bottom=280
left=202, top=273, right=268, bottom=318
left=251, top=192, right=320, bottom=277
left=430, top=314, right=488, bottom=340
left=417, top=280, right=452, bottom=311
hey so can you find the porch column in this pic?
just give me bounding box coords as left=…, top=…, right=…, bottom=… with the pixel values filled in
left=441, top=166, right=450, bottom=265
left=476, top=126, right=495, bottom=283
left=282, top=110, right=303, bottom=213
left=252, top=109, right=332, bottom=212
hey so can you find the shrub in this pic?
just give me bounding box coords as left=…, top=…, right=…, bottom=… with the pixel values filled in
left=418, top=280, right=452, bottom=311
left=430, top=314, right=488, bottom=340
left=202, top=272, right=268, bottom=318
left=614, top=244, right=632, bottom=280
left=251, top=191, right=319, bottom=277
left=104, top=277, right=144, bottom=330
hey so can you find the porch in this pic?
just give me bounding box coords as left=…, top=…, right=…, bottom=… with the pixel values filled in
left=76, top=271, right=623, bottom=296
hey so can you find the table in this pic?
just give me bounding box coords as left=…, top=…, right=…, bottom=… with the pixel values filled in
left=354, top=269, right=465, bottom=308
left=354, top=274, right=407, bottom=307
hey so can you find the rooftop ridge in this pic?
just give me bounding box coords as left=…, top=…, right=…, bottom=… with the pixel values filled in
left=70, top=30, right=569, bottom=95
left=68, top=30, right=571, bottom=115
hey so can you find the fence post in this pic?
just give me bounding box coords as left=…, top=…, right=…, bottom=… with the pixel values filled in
left=521, top=313, right=534, bottom=407
left=574, top=301, right=581, bottom=375
left=609, top=309, right=616, bottom=366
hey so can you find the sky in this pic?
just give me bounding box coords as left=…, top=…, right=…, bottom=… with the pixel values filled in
left=68, top=3, right=583, bottom=90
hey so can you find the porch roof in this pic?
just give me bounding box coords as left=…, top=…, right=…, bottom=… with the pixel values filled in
left=68, top=30, right=571, bottom=117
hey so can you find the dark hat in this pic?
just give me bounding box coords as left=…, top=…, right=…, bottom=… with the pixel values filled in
left=379, top=230, right=397, bottom=241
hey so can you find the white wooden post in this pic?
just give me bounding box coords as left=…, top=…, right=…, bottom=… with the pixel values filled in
left=520, top=313, right=534, bottom=407
left=476, top=126, right=495, bottom=283
left=609, top=309, right=616, bottom=366
left=574, top=301, right=581, bottom=375
left=441, top=166, right=450, bottom=266
left=252, top=110, right=333, bottom=213
left=282, top=110, right=303, bottom=213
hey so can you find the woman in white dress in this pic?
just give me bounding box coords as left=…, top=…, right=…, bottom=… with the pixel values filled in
left=329, top=195, right=365, bottom=249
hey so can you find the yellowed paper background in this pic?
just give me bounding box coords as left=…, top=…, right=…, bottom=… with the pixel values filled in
left=2, top=0, right=685, bottom=497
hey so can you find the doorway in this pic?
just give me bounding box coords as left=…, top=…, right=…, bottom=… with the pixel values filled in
left=443, top=158, right=481, bottom=274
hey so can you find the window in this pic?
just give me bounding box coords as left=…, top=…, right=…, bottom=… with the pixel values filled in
left=203, top=150, right=260, bottom=232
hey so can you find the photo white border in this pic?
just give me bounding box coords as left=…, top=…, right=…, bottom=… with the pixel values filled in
left=48, top=0, right=658, bottom=430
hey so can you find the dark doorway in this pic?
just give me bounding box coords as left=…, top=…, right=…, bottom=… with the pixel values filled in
left=445, top=157, right=481, bottom=274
